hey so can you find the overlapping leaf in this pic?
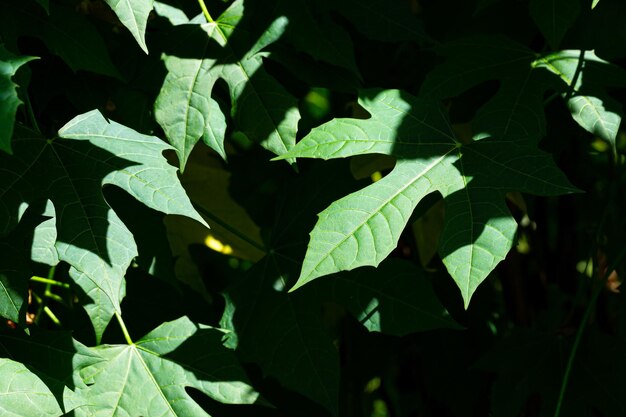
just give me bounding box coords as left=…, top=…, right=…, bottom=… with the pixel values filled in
left=0, top=2, right=120, bottom=78
left=326, top=0, right=430, bottom=43
left=221, top=160, right=455, bottom=414
left=420, top=35, right=537, bottom=100
left=278, top=89, right=576, bottom=306
left=155, top=0, right=299, bottom=170
left=0, top=328, right=103, bottom=413
left=533, top=50, right=626, bottom=154
left=73, top=317, right=257, bottom=416
left=529, top=0, right=581, bottom=49
left=273, top=0, right=359, bottom=76
left=0, top=358, right=62, bottom=416
left=104, top=0, right=153, bottom=53
left=0, top=111, right=206, bottom=341
left=0, top=46, right=36, bottom=154
left=419, top=36, right=548, bottom=147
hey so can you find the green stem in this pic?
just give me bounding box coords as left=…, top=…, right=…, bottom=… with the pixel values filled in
left=553, top=248, right=626, bottom=417
left=115, top=312, right=133, bottom=345
left=30, top=276, right=70, bottom=288
left=197, top=0, right=214, bottom=22
left=43, top=305, right=61, bottom=326
left=564, top=50, right=586, bottom=102
left=34, top=266, right=56, bottom=325
left=32, top=292, right=61, bottom=326
left=192, top=202, right=267, bottom=253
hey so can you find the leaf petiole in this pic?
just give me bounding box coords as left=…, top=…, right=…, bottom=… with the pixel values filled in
left=30, top=276, right=70, bottom=288
left=197, top=0, right=214, bottom=23
left=115, top=312, right=134, bottom=345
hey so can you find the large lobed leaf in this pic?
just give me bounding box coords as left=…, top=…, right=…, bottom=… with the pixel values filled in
left=73, top=317, right=257, bottom=416
left=0, top=111, right=206, bottom=341
left=221, top=160, right=456, bottom=414
left=155, top=0, right=300, bottom=170
left=279, top=89, right=576, bottom=306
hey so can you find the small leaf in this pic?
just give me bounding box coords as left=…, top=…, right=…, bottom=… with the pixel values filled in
left=104, top=0, right=154, bottom=53
left=568, top=94, right=621, bottom=148
left=75, top=317, right=257, bottom=416
left=533, top=50, right=626, bottom=154
left=0, top=45, right=36, bottom=154
left=591, top=0, right=600, bottom=9
left=0, top=358, right=63, bottom=416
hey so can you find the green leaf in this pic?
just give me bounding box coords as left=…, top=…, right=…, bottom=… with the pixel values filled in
left=275, top=0, right=360, bottom=76
left=0, top=112, right=206, bottom=341
left=329, top=0, right=430, bottom=43
left=0, top=206, right=50, bottom=324
left=0, top=45, right=36, bottom=154
left=281, top=89, right=576, bottom=306
left=472, top=71, right=548, bottom=144
left=0, top=240, right=29, bottom=323
left=420, top=36, right=536, bottom=100
left=74, top=317, right=257, bottom=416
left=221, top=160, right=365, bottom=415
left=317, top=259, right=460, bottom=335
left=0, top=2, right=121, bottom=79
left=0, top=328, right=103, bottom=413
left=153, top=1, right=189, bottom=25
left=44, top=4, right=122, bottom=78
left=222, top=255, right=340, bottom=415
left=533, top=50, right=626, bottom=154
left=591, top=0, right=600, bottom=8
left=155, top=0, right=300, bottom=170
left=104, top=0, right=154, bottom=53
left=0, top=358, right=63, bottom=416
left=530, top=0, right=581, bottom=49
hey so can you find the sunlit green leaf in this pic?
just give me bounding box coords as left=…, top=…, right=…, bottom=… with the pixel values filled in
left=281, top=89, right=576, bottom=306
left=155, top=0, right=299, bottom=170
left=534, top=50, right=626, bottom=154
left=74, top=317, right=257, bottom=416
left=104, top=0, right=154, bottom=53
left=0, top=358, right=63, bottom=416
left=0, top=112, right=206, bottom=341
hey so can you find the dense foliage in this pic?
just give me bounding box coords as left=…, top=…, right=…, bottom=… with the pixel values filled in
left=1, top=0, right=625, bottom=416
